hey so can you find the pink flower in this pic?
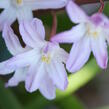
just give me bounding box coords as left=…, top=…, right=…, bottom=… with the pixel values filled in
left=52, top=1, right=109, bottom=72
left=0, top=0, right=68, bottom=31
left=0, top=18, right=68, bottom=100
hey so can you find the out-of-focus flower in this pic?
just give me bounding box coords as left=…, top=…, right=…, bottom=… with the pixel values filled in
left=51, top=1, right=109, bottom=73
left=0, top=0, right=68, bottom=31
left=0, top=18, right=68, bottom=100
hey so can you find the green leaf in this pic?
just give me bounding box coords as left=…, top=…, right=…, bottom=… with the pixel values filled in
left=0, top=81, right=22, bottom=109
left=24, top=95, right=50, bottom=109
left=0, top=32, right=12, bottom=61
left=104, top=2, right=109, bottom=16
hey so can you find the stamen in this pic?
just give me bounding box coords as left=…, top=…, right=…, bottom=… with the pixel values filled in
left=87, top=26, right=98, bottom=37
left=92, top=32, right=98, bottom=37
left=41, top=55, right=51, bottom=64
left=17, top=0, right=22, bottom=4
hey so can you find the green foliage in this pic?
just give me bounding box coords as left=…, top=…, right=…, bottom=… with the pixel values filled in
left=0, top=81, right=22, bottom=109
left=104, top=2, right=109, bottom=16
left=0, top=32, right=12, bottom=61
left=55, top=95, right=84, bottom=109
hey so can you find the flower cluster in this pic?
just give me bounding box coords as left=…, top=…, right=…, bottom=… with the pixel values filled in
left=0, top=0, right=109, bottom=100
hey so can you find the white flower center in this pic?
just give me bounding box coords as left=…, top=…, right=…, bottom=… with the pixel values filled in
left=86, top=23, right=101, bottom=38
left=41, top=44, right=52, bottom=64
left=11, top=0, right=23, bottom=8
left=87, top=27, right=98, bottom=37
left=40, top=42, right=60, bottom=64
left=41, top=54, right=51, bottom=64
left=16, top=0, right=23, bottom=4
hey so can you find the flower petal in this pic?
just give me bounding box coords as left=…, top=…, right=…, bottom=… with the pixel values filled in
left=7, top=49, right=37, bottom=69
left=66, top=1, right=89, bottom=23
left=91, top=36, right=108, bottom=69
left=0, top=60, right=14, bottom=75
left=0, top=8, right=16, bottom=31
left=47, top=61, right=68, bottom=90
left=67, top=37, right=91, bottom=73
left=3, top=24, right=24, bottom=55
left=20, top=18, right=45, bottom=40
left=6, top=68, right=28, bottom=87
left=17, top=7, right=33, bottom=22
left=0, top=0, right=10, bottom=8
left=25, top=62, right=45, bottom=93
left=91, top=13, right=109, bottom=26
left=55, top=47, right=69, bottom=63
left=19, top=19, right=45, bottom=48
left=25, top=0, right=68, bottom=10
left=52, top=23, right=86, bottom=43
left=32, top=18, right=45, bottom=40
left=39, top=74, right=56, bottom=100
left=105, top=29, right=109, bottom=44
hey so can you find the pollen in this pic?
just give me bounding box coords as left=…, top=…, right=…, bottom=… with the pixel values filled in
left=16, top=0, right=22, bottom=4
left=87, top=27, right=98, bottom=38
left=41, top=55, right=51, bottom=64
left=86, top=23, right=99, bottom=38
left=92, top=31, right=98, bottom=37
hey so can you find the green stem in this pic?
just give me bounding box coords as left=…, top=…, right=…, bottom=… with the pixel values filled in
left=56, top=58, right=101, bottom=99
left=0, top=81, right=22, bottom=109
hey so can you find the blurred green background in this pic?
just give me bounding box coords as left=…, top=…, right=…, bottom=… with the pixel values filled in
left=0, top=2, right=109, bottom=109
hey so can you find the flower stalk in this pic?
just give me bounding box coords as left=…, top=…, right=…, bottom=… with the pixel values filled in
left=50, top=11, right=57, bottom=39
left=98, top=0, right=104, bottom=13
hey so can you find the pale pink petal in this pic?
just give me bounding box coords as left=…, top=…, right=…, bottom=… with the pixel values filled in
left=52, top=23, right=86, bottom=43
left=47, top=61, right=68, bottom=90
left=67, top=37, right=91, bottom=73
left=25, top=0, right=68, bottom=10
left=3, top=24, right=24, bottom=55
left=104, top=24, right=109, bottom=38
left=0, top=8, right=16, bottom=31
left=91, top=36, right=108, bottom=69
left=20, top=18, right=45, bottom=40
left=39, top=74, right=56, bottom=100
left=19, top=19, right=45, bottom=48
left=7, top=50, right=37, bottom=69
left=19, top=22, right=37, bottom=48
left=56, top=48, right=69, bottom=63
left=0, top=60, right=14, bottom=75
left=6, top=68, right=28, bottom=87
left=66, top=1, right=89, bottom=23
left=103, top=22, right=109, bottom=43
left=0, top=0, right=10, bottom=8
left=105, top=30, right=109, bottom=44
left=91, top=13, right=109, bottom=26
left=31, top=18, right=45, bottom=40
left=17, top=7, right=33, bottom=22
left=25, top=62, right=45, bottom=92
